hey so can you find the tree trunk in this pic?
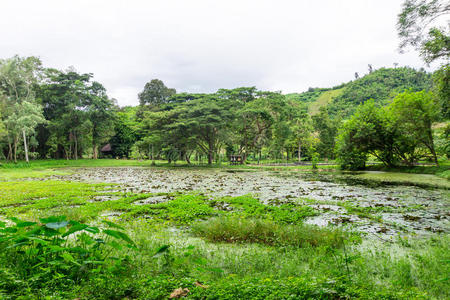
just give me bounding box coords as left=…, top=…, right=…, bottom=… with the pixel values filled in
left=23, top=130, right=29, bottom=163
left=93, top=143, right=98, bottom=159
left=74, top=132, right=78, bottom=160
left=429, top=144, right=439, bottom=166
left=208, top=139, right=213, bottom=165
left=185, top=153, right=191, bottom=164
left=426, top=129, right=439, bottom=167
left=298, top=141, right=301, bottom=162
left=208, top=152, right=213, bottom=165
left=7, top=142, right=12, bottom=161
left=13, top=136, right=18, bottom=163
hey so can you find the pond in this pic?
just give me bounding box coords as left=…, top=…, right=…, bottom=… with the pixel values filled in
left=52, top=167, right=449, bottom=238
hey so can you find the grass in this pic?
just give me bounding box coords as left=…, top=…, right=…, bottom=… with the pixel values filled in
left=191, top=216, right=356, bottom=248
left=0, top=161, right=448, bottom=299
left=3, top=215, right=445, bottom=299
left=308, top=88, right=344, bottom=115
left=356, top=171, right=450, bottom=189
left=365, top=162, right=450, bottom=180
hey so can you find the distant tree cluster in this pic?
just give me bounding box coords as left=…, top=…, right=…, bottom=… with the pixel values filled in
left=336, top=91, right=440, bottom=169
left=0, top=58, right=447, bottom=167
left=0, top=56, right=116, bottom=161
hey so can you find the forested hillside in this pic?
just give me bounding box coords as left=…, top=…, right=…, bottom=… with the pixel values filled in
left=289, top=67, right=433, bottom=117
left=328, top=67, right=432, bottom=117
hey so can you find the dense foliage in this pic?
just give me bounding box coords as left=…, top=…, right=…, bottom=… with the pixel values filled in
left=0, top=55, right=448, bottom=168
left=329, top=67, right=432, bottom=117
left=336, top=90, right=440, bottom=169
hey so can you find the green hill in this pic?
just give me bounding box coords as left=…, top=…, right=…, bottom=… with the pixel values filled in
left=290, top=67, right=432, bottom=118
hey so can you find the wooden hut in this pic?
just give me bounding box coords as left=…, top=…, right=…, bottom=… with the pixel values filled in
left=230, top=155, right=243, bottom=165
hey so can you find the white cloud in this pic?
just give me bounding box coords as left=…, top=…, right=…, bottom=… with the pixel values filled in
left=0, top=0, right=436, bottom=106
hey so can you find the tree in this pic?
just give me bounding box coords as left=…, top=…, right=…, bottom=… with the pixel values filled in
left=181, top=95, right=233, bottom=164
left=87, top=82, right=116, bottom=159
left=239, top=96, right=274, bottom=163
left=38, top=69, right=114, bottom=159
left=217, top=87, right=258, bottom=160
left=109, top=107, right=139, bottom=158
left=397, top=0, right=450, bottom=63
left=5, top=101, right=46, bottom=162
left=138, top=79, right=176, bottom=106
left=337, top=92, right=440, bottom=169
left=329, top=67, right=432, bottom=117
left=0, top=56, right=43, bottom=162
left=387, top=90, right=440, bottom=165
left=432, top=63, right=449, bottom=119
left=336, top=100, right=396, bottom=169
left=290, top=112, right=313, bottom=162
left=312, top=107, right=340, bottom=160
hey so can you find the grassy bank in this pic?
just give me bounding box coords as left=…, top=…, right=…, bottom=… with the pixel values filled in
left=365, top=162, right=450, bottom=180
left=1, top=215, right=448, bottom=299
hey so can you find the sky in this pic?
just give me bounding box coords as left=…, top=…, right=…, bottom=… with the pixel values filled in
left=0, top=0, right=439, bottom=106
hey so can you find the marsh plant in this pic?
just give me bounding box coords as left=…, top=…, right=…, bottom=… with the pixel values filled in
left=0, top=216, right=136, bottom=296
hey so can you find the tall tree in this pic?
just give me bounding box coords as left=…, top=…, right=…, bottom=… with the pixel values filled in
left=181, top=95, right=233, bottom=164
left=38, top=69, right=113, bottom=159
left=397, top=0, right=450, bottom=63
left=138, top=79, right=176, bottom=106
left=388, top=90, right=440, bottom=165
left=0, top=56, right=43, bottom=162
left=5, top=101, right=46, bottom=162
left=312, top=107, right=340, bottom=160
left=87, top=82, right=116, bottom=159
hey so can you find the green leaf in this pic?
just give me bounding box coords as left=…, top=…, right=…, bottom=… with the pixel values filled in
left=45, top=221, right=69, bottom=230
left=28, top=237, right=49, bottom=245
left=103, top=229, right=135, bottom=245
left=102, top=220, right=125, bottom=230
left=62, top=223, right=88, bottom=237
left=69, top=246, right=89, bottom=254
left=17, top=221, right=37, bottom=228
left=47, top=245, right=66, bottom=253
left=40, top=216, right=67, bottom=224
left=85, top=226, right=100, bottom=234
left=7, top=241, right=29, bottom=249
left=61, top=252, right=81, bottom=266
left=153, top=245, right=170, bottom=257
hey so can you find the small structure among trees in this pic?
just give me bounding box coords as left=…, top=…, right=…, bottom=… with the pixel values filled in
left=229, top=155, right=243, bottom=165
left=100, top=144, right=113, bottom=157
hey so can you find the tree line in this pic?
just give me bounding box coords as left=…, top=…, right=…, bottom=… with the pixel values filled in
left=0, top=58, right=447, bottom=168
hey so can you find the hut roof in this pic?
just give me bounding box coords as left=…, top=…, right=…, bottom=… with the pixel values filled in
left=101, top=144, right=112, bottom=152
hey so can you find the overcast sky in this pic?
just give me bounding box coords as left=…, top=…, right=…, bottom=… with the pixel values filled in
left=0, top=0, right=438, bottom=106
